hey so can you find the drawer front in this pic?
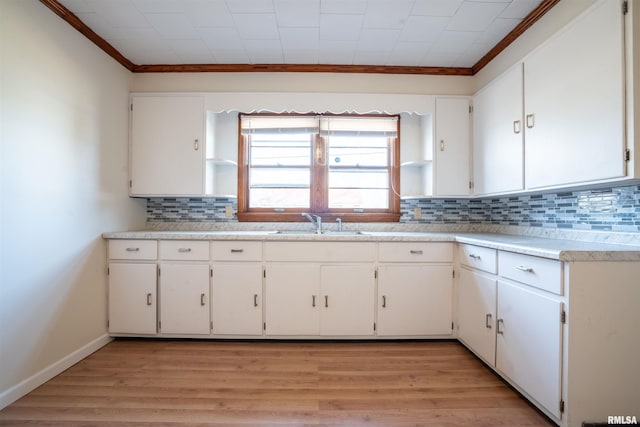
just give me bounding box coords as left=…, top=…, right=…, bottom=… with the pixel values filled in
left=459, top=244, right=497, bottom=274
left=109, top=240, right=157, bottom=260
left=211, top=241, right=262, bottom=261
left=378, top=242, right=452, bottom=263
left=264, top=242, right=376, bottom=262
left=159, top=240, right=209, bottom=261
left=498, top=251, right=562, bottom=295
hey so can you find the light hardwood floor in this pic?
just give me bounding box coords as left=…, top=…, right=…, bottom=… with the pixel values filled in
left=0, top=339, right=554, bottom=426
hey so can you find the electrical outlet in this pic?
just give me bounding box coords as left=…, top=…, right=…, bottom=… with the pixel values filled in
left=225, top=205, right=234, bottom=218
left=414, top=207, right=422, bottom=220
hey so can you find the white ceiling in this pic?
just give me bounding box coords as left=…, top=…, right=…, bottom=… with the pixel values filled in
left=56, top=0, right=544, bottom=68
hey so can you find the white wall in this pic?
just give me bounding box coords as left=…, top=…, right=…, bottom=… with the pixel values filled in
left=0, top=0, right=144, bottom=408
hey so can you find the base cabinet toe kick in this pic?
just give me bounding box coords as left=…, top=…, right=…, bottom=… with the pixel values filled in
left=105, top=237, right=640, bottom=427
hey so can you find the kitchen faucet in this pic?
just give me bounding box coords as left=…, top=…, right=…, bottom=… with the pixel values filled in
left=301, top=212, right=322, bottom=234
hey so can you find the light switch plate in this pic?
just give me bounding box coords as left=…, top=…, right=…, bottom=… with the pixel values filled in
left=225, top=205, right=234, bottom=218
left=414, top=207, right=422, bottom=220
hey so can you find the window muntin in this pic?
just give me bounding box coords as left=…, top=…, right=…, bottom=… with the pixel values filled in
left=238, top=113, right=400, bottom=222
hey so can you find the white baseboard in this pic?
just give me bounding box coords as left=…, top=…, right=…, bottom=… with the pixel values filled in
left=0, top=334, right=113, bottom=410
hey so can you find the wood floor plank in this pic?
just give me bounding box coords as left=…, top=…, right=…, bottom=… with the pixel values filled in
left=0, top=340, right=555, bottom=426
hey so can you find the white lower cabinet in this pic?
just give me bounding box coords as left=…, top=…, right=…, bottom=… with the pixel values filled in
left=158, top=263, right=211, bottom=335
left=496, top=280, right=563, bottom=419
left=457, top=267, right=497, bottom=364
left=108, top=262, right=158, bottom=335
left=264, top=263, right=375, bottom=336
left=377, top=264, right=453, bottom=336
left=211, top=262, right=263, bottom=335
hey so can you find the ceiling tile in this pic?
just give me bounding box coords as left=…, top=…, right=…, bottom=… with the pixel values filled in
left=132, top=0, right=184, bottom=13
left=145, top=13, right=200, bottom=39
left=319, top=40, right=358, bottom=64
left=447, top=2, right=509, bottom=32
left=353, top=50, right=390, bottom=65
left=283, top=49, right=320, bottom=64
left=321, top=0, right=367, bottom=14
left=358, top=29, right=401, bottom=52
left=387, top=42, right=432, bottom=66
left=183, top=0, right=234, bottom=27
left=211, top=49, right=251, bottom=63
left=319, top=14, right=364, bottom=41
left=500, top=0, right=542, bottom=19
left=233, top=13, right=279, bottom=39
left=165, top=39, right=215, bottom=63
left=198, top=27, right=245, bottom=49
left=225, top=0, right=273, bottom=14
left=274, top=0, right=320, bottom=27
left=84, top=0, right=150, bottom=28
left=410, top=0, right=463, bottom=17
left=280, top=28, right=320, bottom=50
left=476, top=17, right=521, bottom=45
left=362, top=0, right=414, bottom=29
left=399, top=15, right=449, bottom=42
left=58, top=0, right=96, bottom=14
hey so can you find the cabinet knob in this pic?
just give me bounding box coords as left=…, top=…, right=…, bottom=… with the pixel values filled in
left=513, top=120, right=521, bottom=134
left=325, top=295, right=329, bottom=308
left=200, top=293, right=206, bottom=306
left=146, top=293, right=152, bottom=306
left=194, top=138, right=199, bottom=151
left=312, top=295, right=316, bottom=308
left=178, top=248, right=192, bottom=253
left=382, top=295, right=387, bottom=308
left=516, top=265, right=534, bottom=273
left=485, top=313, right=492, bottom=329
left=440, top=140, right=445, bottom=151
left=126, top=247, right=140, bottom=252
left=497, top=318, right=504, bottom=335
left=254, top=294, right=258, bottom=307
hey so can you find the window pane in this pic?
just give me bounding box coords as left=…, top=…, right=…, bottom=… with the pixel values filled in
left=250, top=188, right=310, bottom=208
left=329, top=170, right=389, bottom=189
left=250, top=168, right=310, bottom=188
left=328, top=136, right=388, bottom=167
left=329, top=188, right=389, bottom=209
left=250, top=134, right=311, bottom=167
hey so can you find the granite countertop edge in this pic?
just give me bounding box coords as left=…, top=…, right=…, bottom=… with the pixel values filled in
left=101, top=230, right=640, bottom=262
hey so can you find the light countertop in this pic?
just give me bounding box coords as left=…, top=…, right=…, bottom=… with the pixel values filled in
left=102, top=230, right=640, bottom=262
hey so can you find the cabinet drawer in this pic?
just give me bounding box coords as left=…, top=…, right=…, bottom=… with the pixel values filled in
left=109, top=240, right=157, bottom=260
left=498, top=251, right=562, bottom=295
left=378, top=243, right=452, bottom=263
left=211, top=241, right=262, bottom=261
left=159, top=240, right=209, bottom=261
left=264, top=242, right=376, bottom=262
left=459, top=244, right=497, bottom=274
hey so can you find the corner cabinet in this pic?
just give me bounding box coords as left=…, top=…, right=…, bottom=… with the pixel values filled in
left=130, top=95, right=205, bottom=196
left=434, top=98, right=471, bottom=197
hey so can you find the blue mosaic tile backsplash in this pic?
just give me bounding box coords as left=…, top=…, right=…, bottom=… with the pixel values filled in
left=147, top=184, right=640, bottom=232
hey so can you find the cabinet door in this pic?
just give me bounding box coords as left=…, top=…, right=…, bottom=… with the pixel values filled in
left=377, top=264, right=453, bottom=336
left=159, top=263, right=210, bottom=335
left=457, top=268, right=497, bottom=365
left=473, top=64, right=524, bottom=195
left=108, top=263, right=157, bottom=335
left=130, top=96, right=204, bottom=196
left=435, top=98, right=470, bottom=196
left=319, top=265, right=375, bottom=336
left=264, top=263, right=319, bottom=335
left=211, top=262, right=263, bottom=335
left=496, top=281, right=563, bottom=418
left=524, top=0, right=625, bottom=189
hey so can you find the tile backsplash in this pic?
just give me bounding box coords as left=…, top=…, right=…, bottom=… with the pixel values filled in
left=147, top=184, right=640, bottom=233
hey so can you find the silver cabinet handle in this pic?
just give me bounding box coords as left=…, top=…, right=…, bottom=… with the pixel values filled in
left=312, top=295, right=316, bottom=307
left=126, top=247, right=140, bottom=252
left=526, top=114, right=535, bottom=128
left=513, top=120, right=521, bottom=134
left=146, top=293, right=152, bottom=306
left=200, top=293, right=206, bottom=306
left=410, top=250, right=423, bottom=255
left=497, top=318, right=504, bottom=335
left=485, top=314, right=492, bottom=329
left=325, top=295, right=329, bottom=308
left=178, top=248, right=192, bottom=253
left=194, top=138, right=199, bottom=151
left=469, top=254, right=481, bottom=260
left=382, top=295, right=387, bottom=308
left=230, top=249, right=244, bottom=253
left=516, top=265, right=534, bottom=273
left=254, top=294, right=258, bottom=307
left=439, top=140, right=445, bottom=151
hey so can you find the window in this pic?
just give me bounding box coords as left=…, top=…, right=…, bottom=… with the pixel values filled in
left=237, top=113, right=400, bottom=222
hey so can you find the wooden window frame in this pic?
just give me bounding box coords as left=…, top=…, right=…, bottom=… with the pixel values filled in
left=237, top=113, right=401, bottom=223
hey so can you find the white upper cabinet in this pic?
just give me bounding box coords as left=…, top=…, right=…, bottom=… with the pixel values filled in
left=130, top=95, right=205, bottom=196
left=473, top=64, right=524, bottom=196
left=435, top=98, right=471, bottom=197
left=524, top=0, right=626, bottom=190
